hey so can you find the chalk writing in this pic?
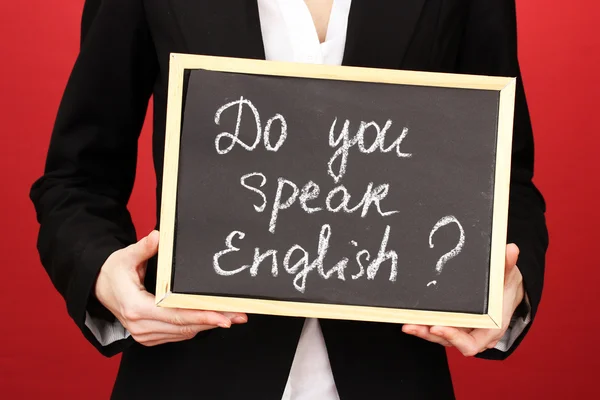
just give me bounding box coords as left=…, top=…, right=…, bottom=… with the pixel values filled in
left=210, top=96, right=466, bottom=294
left=214, top=96, right=287, bottom=154
left=327, top=117, right=412, bottom=183
left=212, top=224, right=399, bottom=293
left=240, top=172, right=267, bottom=212
left=429, top=215, right=465, bottom=273
left=240, top=175, right=398, bottom=234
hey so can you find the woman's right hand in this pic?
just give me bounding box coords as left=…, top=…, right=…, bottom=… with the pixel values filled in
left=94, top=230, right=247, bottom=346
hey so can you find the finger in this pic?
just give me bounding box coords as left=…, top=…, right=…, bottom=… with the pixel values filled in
left=125, top=230, right=160, bottom=264
left=129, top=319, right=225, bottom=337
left=126, top=291, right=248, bottom=327
left=139, top=324, right=222, bottom=346
left=133, top=323, right=220, bottom=341
left=142, top=336, right=199, bottom=347
left=404, top=324, right=474, bottom=336
left=132, top=331, right=191, bottom=344
left=222, top=312, right=249, bottom=324
left=505, top=243, right=520, bottom=272
left=486, top=340, right=500, bottom=349
left=503, top=245, right=525, bottom=322
left=150, top=306, right=237, bottom=329
left=470, top=329, right=503, bottom=349
left=429, top=326, right=482, bottom=356
left=402, top=325, right=452, bottom=347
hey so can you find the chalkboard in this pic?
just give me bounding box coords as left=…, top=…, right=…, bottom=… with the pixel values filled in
left=156, top=54, right=516, bottom=329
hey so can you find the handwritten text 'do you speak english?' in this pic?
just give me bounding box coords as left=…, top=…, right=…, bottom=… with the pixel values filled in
left=207, top=96, right=465, bottom=293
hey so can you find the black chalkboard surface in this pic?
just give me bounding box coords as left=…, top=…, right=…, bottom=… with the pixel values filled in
left=155, top=54, right=516, bottom=329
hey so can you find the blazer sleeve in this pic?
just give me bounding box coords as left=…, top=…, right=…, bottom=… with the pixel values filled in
left=456, top=0, right=549, bottom=360
left=29, top=0, right=158, bottom=357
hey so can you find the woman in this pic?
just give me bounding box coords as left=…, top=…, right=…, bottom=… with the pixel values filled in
left=30, top=0, right=548, bottom=398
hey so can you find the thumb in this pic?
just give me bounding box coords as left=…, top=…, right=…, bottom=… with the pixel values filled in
left=126, top=230, right=160, bottom=264
left=505, top=243, right=520, bottom=271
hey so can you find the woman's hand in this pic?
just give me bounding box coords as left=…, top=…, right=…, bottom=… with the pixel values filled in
left=402, top=244, right=524, bottom=356
left=94, top=230, right=247, bottom=346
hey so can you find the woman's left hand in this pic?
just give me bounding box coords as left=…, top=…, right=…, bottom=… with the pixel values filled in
left=402, top=243, right=524, bottom=356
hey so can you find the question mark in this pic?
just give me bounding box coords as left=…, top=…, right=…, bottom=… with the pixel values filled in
left=427, top=215, right=465, bottom=287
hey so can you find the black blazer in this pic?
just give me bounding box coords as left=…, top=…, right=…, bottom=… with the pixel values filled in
left=30, top=1, right=548, bottom=399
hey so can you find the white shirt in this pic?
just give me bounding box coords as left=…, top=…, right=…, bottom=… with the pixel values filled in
left=85, top=1, right=531, bottom=399
left=258, top=1, right=349, bottom=399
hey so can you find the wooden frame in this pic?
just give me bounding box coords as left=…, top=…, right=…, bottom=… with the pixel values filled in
left=155, top=53, right=516, bottom=329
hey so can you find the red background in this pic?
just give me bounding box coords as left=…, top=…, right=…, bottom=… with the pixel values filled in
left=1, top=1, right=598, bottom=398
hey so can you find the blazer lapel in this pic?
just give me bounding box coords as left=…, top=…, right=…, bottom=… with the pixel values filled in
left=167, top=0, right=265, bottom=59
left=342, top=0, right=426, bottom=69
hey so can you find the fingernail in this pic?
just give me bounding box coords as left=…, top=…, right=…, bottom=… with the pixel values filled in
left=219, top=321, right=231, bottom=328
left=232, top=316, right=247, bottom=324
